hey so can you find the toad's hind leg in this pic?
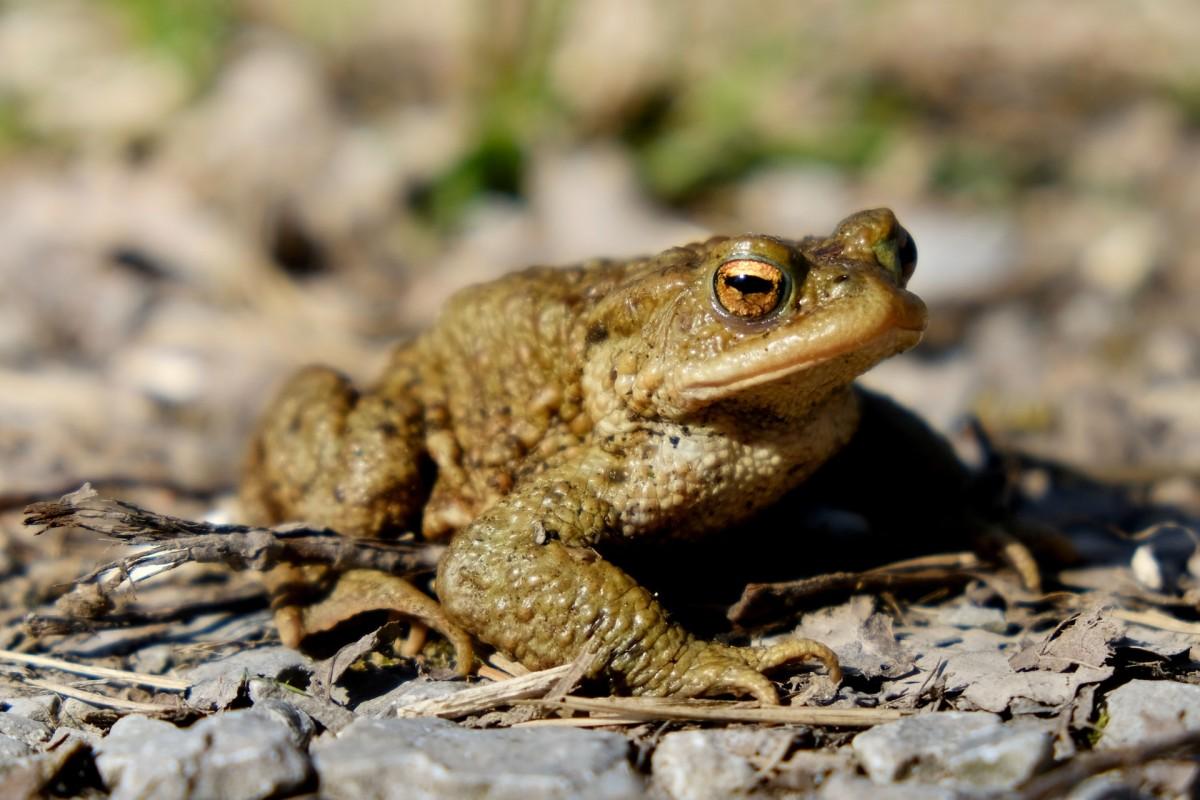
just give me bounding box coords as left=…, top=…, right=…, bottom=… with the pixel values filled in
left=240, top=364, right=428, bottom=537
left=437, top=477, right=840, bottom=704
left=240, top=364, right=472, bottom=672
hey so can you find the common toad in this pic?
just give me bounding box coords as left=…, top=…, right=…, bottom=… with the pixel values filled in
left=241, top=209, right=940, bottom=703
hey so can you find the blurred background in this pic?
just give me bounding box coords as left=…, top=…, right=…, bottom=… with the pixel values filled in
left=1, top=0, right=1198, bottom=510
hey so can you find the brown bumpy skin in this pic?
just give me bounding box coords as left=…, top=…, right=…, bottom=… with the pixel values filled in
left=241, top=209, right=927, bottom=702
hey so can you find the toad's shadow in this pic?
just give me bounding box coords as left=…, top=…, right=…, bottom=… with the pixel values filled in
left=612, top=437, right=1199, bottom=638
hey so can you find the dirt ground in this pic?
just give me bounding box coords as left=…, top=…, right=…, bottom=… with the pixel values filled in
left=2, top=1, right=1200, bottom=797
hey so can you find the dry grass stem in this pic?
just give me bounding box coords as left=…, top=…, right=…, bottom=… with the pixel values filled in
left=531, top=696, right=909, bottom=727
left=22, top=677, right=179, bottom=715
left=0, top=648, right=190, bottom=691
left=1111, top=608, right=1200, bottom=635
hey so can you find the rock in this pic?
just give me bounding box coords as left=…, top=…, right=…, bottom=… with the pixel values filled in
left=0, top=732, right=34, bottom=763
left=854, top=712, right=996, bottom=782
left=1101, top=679, right=1200, bottom=749
left=0, top=1, right=187, bottom=142
left=549, top=0, right=672, bottom=125
left=940, top=722, right=1053, bottom=791
left=0, top=732, right=89, bottom=799
left=246, top=699, right=316, bottom=749
left=353, top=678, right=468, bottom=719
left=652, top=727, right=789, bottom=799
left=312, top=716, right=643, bottom=800
left=901, top=208, right=1018, bottom=304
left=0, top=712, right=52, bottom=748
left=853, top=712, right=1051, bottom=791
left=820, top=773, right=958, bottom=800
left=0, top=695, right=59, bottom=727
left=185, top=645, right=314, bottom=711
left=529, top=146, right=706, bottom=265
left=733, top=166, right=857, bottom=238
left=59, top=698, right=117, bottom=730
left=248, top=679, right=354, bottom=734
left=96, top=710, right=312, bottom=800
left=653, top=727, right=848, bottom=799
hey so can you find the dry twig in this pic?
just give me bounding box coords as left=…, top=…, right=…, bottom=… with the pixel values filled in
left=729, top=552, right=981, bottom=628
left=529, top=696, right=908, bottom=727
left=0, top=648, right=190, bottom=691
left=21, top=677, right=180, bottom=715
left=22, top=484, right=443, bottom=585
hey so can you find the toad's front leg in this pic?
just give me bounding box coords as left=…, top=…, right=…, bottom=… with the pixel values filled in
left=436, top=477, right=840, bottom=703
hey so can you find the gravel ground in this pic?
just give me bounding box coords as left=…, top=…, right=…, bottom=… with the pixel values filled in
left=2, top=1, right=1199, bottom=797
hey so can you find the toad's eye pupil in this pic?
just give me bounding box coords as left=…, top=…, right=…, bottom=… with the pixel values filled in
left=713, top=258, right=787, bottom=320
left=724, top=273, right=775, bottom=295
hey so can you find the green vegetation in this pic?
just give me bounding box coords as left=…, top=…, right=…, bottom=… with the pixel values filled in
left=102, top=0, right=234, bottom=82
left=12, top=1, right=1119, bottom=215
left=0, top=96, right=36, bottom=155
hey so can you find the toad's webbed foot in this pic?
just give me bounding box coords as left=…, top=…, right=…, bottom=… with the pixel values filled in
left=269, top=565, right=474, bottom=676
left=648, top=638, right=842, bottom=704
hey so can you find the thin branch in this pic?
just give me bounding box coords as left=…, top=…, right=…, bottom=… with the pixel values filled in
left=23, top=484, right=443, bottom=585
left=0, top=648, right=190, bottom=691
left=530, top=696, right=910, bottom=727
left=728, top=552, right=981, bottom=628
left=21, top=676, right=180, bottom=715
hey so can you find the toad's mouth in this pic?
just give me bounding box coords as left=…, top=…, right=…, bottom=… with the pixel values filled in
left=677, top=287, right=927, bottom=403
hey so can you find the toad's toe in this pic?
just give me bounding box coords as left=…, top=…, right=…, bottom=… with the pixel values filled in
left=740, top=638, right=843, bottom=685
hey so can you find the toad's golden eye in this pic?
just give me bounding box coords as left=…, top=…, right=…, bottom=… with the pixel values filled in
left=713, top=259, right=787, bottom=319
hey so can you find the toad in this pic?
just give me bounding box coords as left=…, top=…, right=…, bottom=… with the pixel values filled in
left=241, top=209, right=956, bottom=703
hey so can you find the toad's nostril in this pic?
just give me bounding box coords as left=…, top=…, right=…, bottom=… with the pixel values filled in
left=834, top=274, right=849, bottom=283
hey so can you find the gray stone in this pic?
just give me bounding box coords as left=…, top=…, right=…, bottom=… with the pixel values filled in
left=651, top=727, right=853, bottom=799
left=185, top=645, right=314, bottom=711
left=854, top=712, right=999, bottom=783
left=853, top=712, right=1051, bottom=791
left=354, top=679, right=468, bottom=718
left=129, top=643, right=174, bottom=676
left=820, top=773, right=958, bottom=800
left=59, top=697, right=117, bottom=728
left=1101, top=679, right=1200, bottom=749
left=652, top=727, right=797, bottom=799
left=1, top=694, right=60, bottom=726
left=902, top=208, right=1018, bottom=304
left=247, top=681, right=343, bottom=737
left=50, top=725, right=101, bottom=749
left=96, top=709, right=312, bottom=800
left=312, top=716, right=643, bottom=800
left=941, top=721, right=1053, bottom=790
left=247, top=698, right=316, bottom=748
left=0, top=731, right=90, bottom=797
left=0, top=732, right=34, bottom=763
left=0, top=712, right=52, bottom=748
